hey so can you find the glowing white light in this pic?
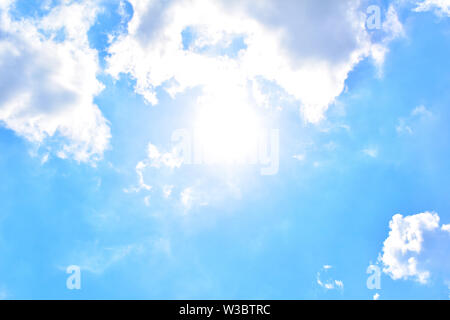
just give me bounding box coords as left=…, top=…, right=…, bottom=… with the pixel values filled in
left=193, top=90, right=263, bottom=165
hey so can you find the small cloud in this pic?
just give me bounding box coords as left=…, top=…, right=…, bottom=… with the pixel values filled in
left=40, top=153, right=50, bottom=164
left=146, top=143, right=183, bottom=169
left=396, top=105, right=433, bottom=135
left=179, top=187, right=209, bottom=212
left=181, top=187, right=193, bottom=209
left=411, top=105, right=432, bottom=118
left=163, top=185, right=174, bottom=198
left=65, top=237, right=172, bottom=275
left=72, top=243, right=144, bottom=275
left=292, top=154, right=305, bottom=161
left=362, top=147, right=378, bottom=158
left=339, top=124, right=351, bottom=132
left=317, top=265, right=344, bottom=291
left=373, top=293, right=380, bottom=300
left=124, top=143, right=183, bottom=195
left=334, top=280, right=344, bottom=289
left=123, top=160, right=153, bottom=194
left=396, top=119, right=413, bottom=135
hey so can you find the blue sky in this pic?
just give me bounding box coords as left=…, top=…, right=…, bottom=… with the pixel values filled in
left=0, top=0, right=449, bottom=300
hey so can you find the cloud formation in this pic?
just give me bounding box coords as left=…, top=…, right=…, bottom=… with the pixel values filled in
left=381, top=211, right=450, bottom=285
left=107, top=0, right=402, bottom=123
left=0, top=0, right=110, bottom=162
left=124, top=142, right=183, bottom=193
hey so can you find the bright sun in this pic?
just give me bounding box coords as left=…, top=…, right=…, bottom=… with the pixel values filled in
left=193, top=97, right=264, bottom=165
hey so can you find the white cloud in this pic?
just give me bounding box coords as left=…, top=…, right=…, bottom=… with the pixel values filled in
left=146, top=143, right=184, bottom=169
left=124, top=143, right=182, bottom=193
left=373, top=293, right=380, bottom=300
left=381, top=211, right=450, bottom=285
left=396, top=119, right=414, bottom=135
left=180, top=187, right=194, bottom=210
left=414, top=0, right=450, bottom=16
left=362, top=147, right=378, bottom=158
left=292, top=154, right=305, bottom=161
left=75, top=243, right=144, bottom=274
left=126, top=140, right=241, bottom=210
left=370, top=4, right=405, bottom=70
left=163, top=185, right=174, bottom=198
left=179, top=186, right=210, bottom=212
left=412, top=105, right=433, bottom=117
left=334, top=280, right=344, bottom=289
left=123, top=160, right=152, bottom=193
left=107, top=0, right=402, bottom=123
left=144, top=195, right=151, bottom=206
left=317, top=265, right=344, bottom=291
left=68, top=237, right=171, bottom=274
left=396, top=105, right=433, bottom=135
left=384, top=5, right=406, bottom=39
left=0, top=0, right=110, bottom=163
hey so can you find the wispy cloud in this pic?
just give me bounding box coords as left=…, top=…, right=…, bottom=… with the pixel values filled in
left=292, top=154, right=305, bottom=161
left=317, top=265, right=344, bottom=291
left=362, top=147, right=378, bottom=158
left=396, top=105, right=433, bottom=135
left=414, top=0, right=450, bottom=17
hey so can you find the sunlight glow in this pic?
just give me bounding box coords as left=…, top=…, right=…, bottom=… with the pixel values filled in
left=193, top=91, right=264, bottom=165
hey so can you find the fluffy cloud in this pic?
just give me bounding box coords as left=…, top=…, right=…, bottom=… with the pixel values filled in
left=0, top=0, right=110, bottom=162
left=381, top=211, right=450, bottom=284
left=107, top=0, right=402, bottom=123
left=145, top=143, right=184, bottom=169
